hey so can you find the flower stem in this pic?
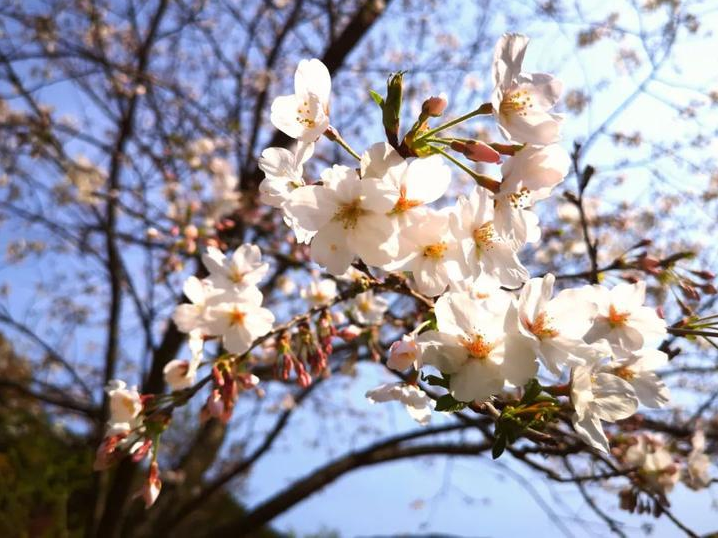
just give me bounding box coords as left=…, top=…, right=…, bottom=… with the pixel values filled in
left=416, top=102, right=492, bottom=142
left=430, top=145, right=500, bottom=193
left=324, top=126, right=361, bottom=161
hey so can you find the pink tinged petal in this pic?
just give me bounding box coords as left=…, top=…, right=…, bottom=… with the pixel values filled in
left=360, top=142, right=406, bottom=179
left=414, top=258, right=447, bottom=297
left=518, top=277, right=547, bottom=323
left=201, top=246, right=227, bottom=279
left=310, top=221, right=354, bottom=275
left=572, top=413, right=610, bottom=453
left=450, top=359, right=505, bottom=403
left=628, top=307, right=667, bottom=342
left=611, top=281, right=646, bottom=311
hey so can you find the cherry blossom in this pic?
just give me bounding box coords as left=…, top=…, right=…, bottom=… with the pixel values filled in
left=493, top=144, right=569, bottom=247
left=106, top=380, right=143, bottom=435
left=387, top=333, right=422, bottom=371
left=608, top=348, right=670, bottom=408
left=420, top=291, right=537, bottom=402
left=450, top=186, right=528, bottom=287
left=624, top=434, right=679, bottom=497
left=584, top=281, right=667, bottom=355
left=684, top=429, right=711, bottom=490
left=350, top=290, right=389, bottom=325
left=163, top=330, right=204, bottom=391
left=258, top=141, right=314, bottom=208
left=204, top=297, right=275, bottom=355
left=515, top=273, right=605, bottom=374
left=202, top=244, right=269, bottom=291
left=285, top=165, right=397, bottom=274
left=385, top=209, right=466, bottom=296
left=491, top=33, right=563, bottom=145
left=300, top=277, right=337, bottom=306
left=365, top=382, right=433, bottom=425
left=270, top=59, right=331, bottom=142
left=570, top=361, right=639, bottom=452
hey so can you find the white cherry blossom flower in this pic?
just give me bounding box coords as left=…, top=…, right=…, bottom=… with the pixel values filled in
left=419, top=291, right=537, bottom=403
left=202, top=244, right=269, bottom=291
left=106, top=380, right=143, bottom=435
left=493, top=144, right=569, bottom=247
left=491, top=33, right=563, bottom=145
left=163, top=330, right=204, bottom=391
left=172, top=276, right=228, bottom=334
left=387, top=333, right=422, bottom=371
left=625, top=434, right=679, bottom=496
left=584, top=281, right=667, bottom=356
left=516, top=273, right=606, bottom=375
left=204, top=297, right=275, bottom=355
left=386, top=209, right=466, bottom=296
left=284, top=165, right=397, bottom=274
left=300, top=277, right=337, bottom=306
left=450, top=186, right=528, bottom=287
left=350, top=290, right=389, bottom=325
left=365, top=382, right=433, bottom=425
left=609, top=348, right=670, bottom=408
left=684, top=429, right=711, bottom=490
left=570, top=361, right=639, bottom=453
left=258, top=142, right=314, bottom=208
left=361, top=143, right=451, bottom=232
left=270, top=59, right=331, bottom=142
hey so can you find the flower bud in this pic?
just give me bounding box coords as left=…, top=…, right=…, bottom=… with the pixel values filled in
left=421, top=93, right=448, bottom=117
left=338, top=324, right=362, bottom=342
left=450, top=140, right=501, bottom=164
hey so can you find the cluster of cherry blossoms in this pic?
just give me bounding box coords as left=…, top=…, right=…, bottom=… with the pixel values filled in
left=255, top=33, right=678, bottom=457
left=95, top=33, right=713, bottom=511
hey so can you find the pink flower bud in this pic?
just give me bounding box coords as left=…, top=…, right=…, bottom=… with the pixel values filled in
left=142, top=462, right=162, bottom=509
left=184, top=224, right=198, bottom=240
left=462, top=141, right=501, bottom=164
left=338, top=324, right=362, bottom=342
left=422, top=93, right=448, bottom=117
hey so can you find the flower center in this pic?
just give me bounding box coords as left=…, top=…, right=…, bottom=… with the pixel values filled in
left=608, top=304, right=630, bottom=327
left=389, top=186, right=422, bottom=215
left=507, top=187, right=531, bottom=209
left=472, top=222, right=496, bottom=252
left=229, top=266, right=245, bottom=284
left=120, top=394, right=139, bottom=417
left=613, top=366, right=635, bottom=381
left=296, top=100, right=316, bottom=128
left=423, top=242, right=447, bottom=259
left=499, top=89, right=533, bottom=118
left=228, top=308, right=246, bottom=327
left=333, top=199, right=367, bottom=229
left=523, top=311, right=558, bottom=340
left=462, top=334, right=494, bottom=360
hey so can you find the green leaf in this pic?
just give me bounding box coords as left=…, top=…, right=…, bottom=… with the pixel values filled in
left=434, top=393, right=468, bottom=412
left=422, top=373, right=450, bottom=389
left=492, top=432, right=507, bottom=459
left=369, top=89, right=384, bottom=106
left=519, top=378, right=543, bottom=405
